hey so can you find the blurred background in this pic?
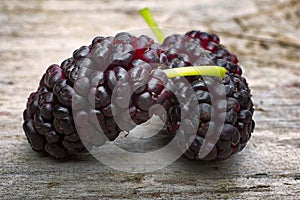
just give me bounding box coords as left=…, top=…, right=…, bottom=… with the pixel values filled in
left=0, top=0, right=299, bottom=199
left=1, top=0, right=299, bottom=100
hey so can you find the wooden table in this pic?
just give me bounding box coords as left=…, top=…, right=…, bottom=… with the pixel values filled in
left=1, top=0, right=299, bottom=199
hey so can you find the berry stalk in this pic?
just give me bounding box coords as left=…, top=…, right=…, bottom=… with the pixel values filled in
left=163, top=66, right=227, bottom=79
left=139, top=7, right=165, bottom=43
left=140, top=8, right=227, bottom=79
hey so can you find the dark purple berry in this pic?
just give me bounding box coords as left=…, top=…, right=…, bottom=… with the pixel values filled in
left=23, top=31, right=254, bottom=161
left=23, top=119, right=45, bottom=151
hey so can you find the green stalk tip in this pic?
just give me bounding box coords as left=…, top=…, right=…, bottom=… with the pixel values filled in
left=164, top=66, right=227, bottom=79
left=139, top=7, right=165, bottom=43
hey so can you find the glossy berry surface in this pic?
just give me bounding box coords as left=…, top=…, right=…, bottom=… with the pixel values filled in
left=162, top=33, right=254, bottom=160
left=23, top=32, right=172, bottom=158
left=23, top=30, right=255, bottom=160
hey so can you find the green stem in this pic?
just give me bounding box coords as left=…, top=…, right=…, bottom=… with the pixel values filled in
left=164, top=66, right=227, bottom=79
left=139, top=7, right=165, bottom=43
left=139, top=8, right=226, bottom=78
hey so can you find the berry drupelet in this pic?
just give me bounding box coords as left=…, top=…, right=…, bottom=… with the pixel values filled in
left=162, top=32, right=255, bottom=160
left=23, top=32, right=172, bottom=158
left=23, top=30, right=255, bottom=161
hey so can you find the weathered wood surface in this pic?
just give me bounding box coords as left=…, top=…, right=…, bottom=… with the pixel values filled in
left=0, top=0, right=299, bottom=199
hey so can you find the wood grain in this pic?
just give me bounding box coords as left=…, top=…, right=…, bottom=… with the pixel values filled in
left=0, top=0, right=299, bottom=199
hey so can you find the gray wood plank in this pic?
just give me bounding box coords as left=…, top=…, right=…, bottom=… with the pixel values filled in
left=0, top=0, right=299, bottom=199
